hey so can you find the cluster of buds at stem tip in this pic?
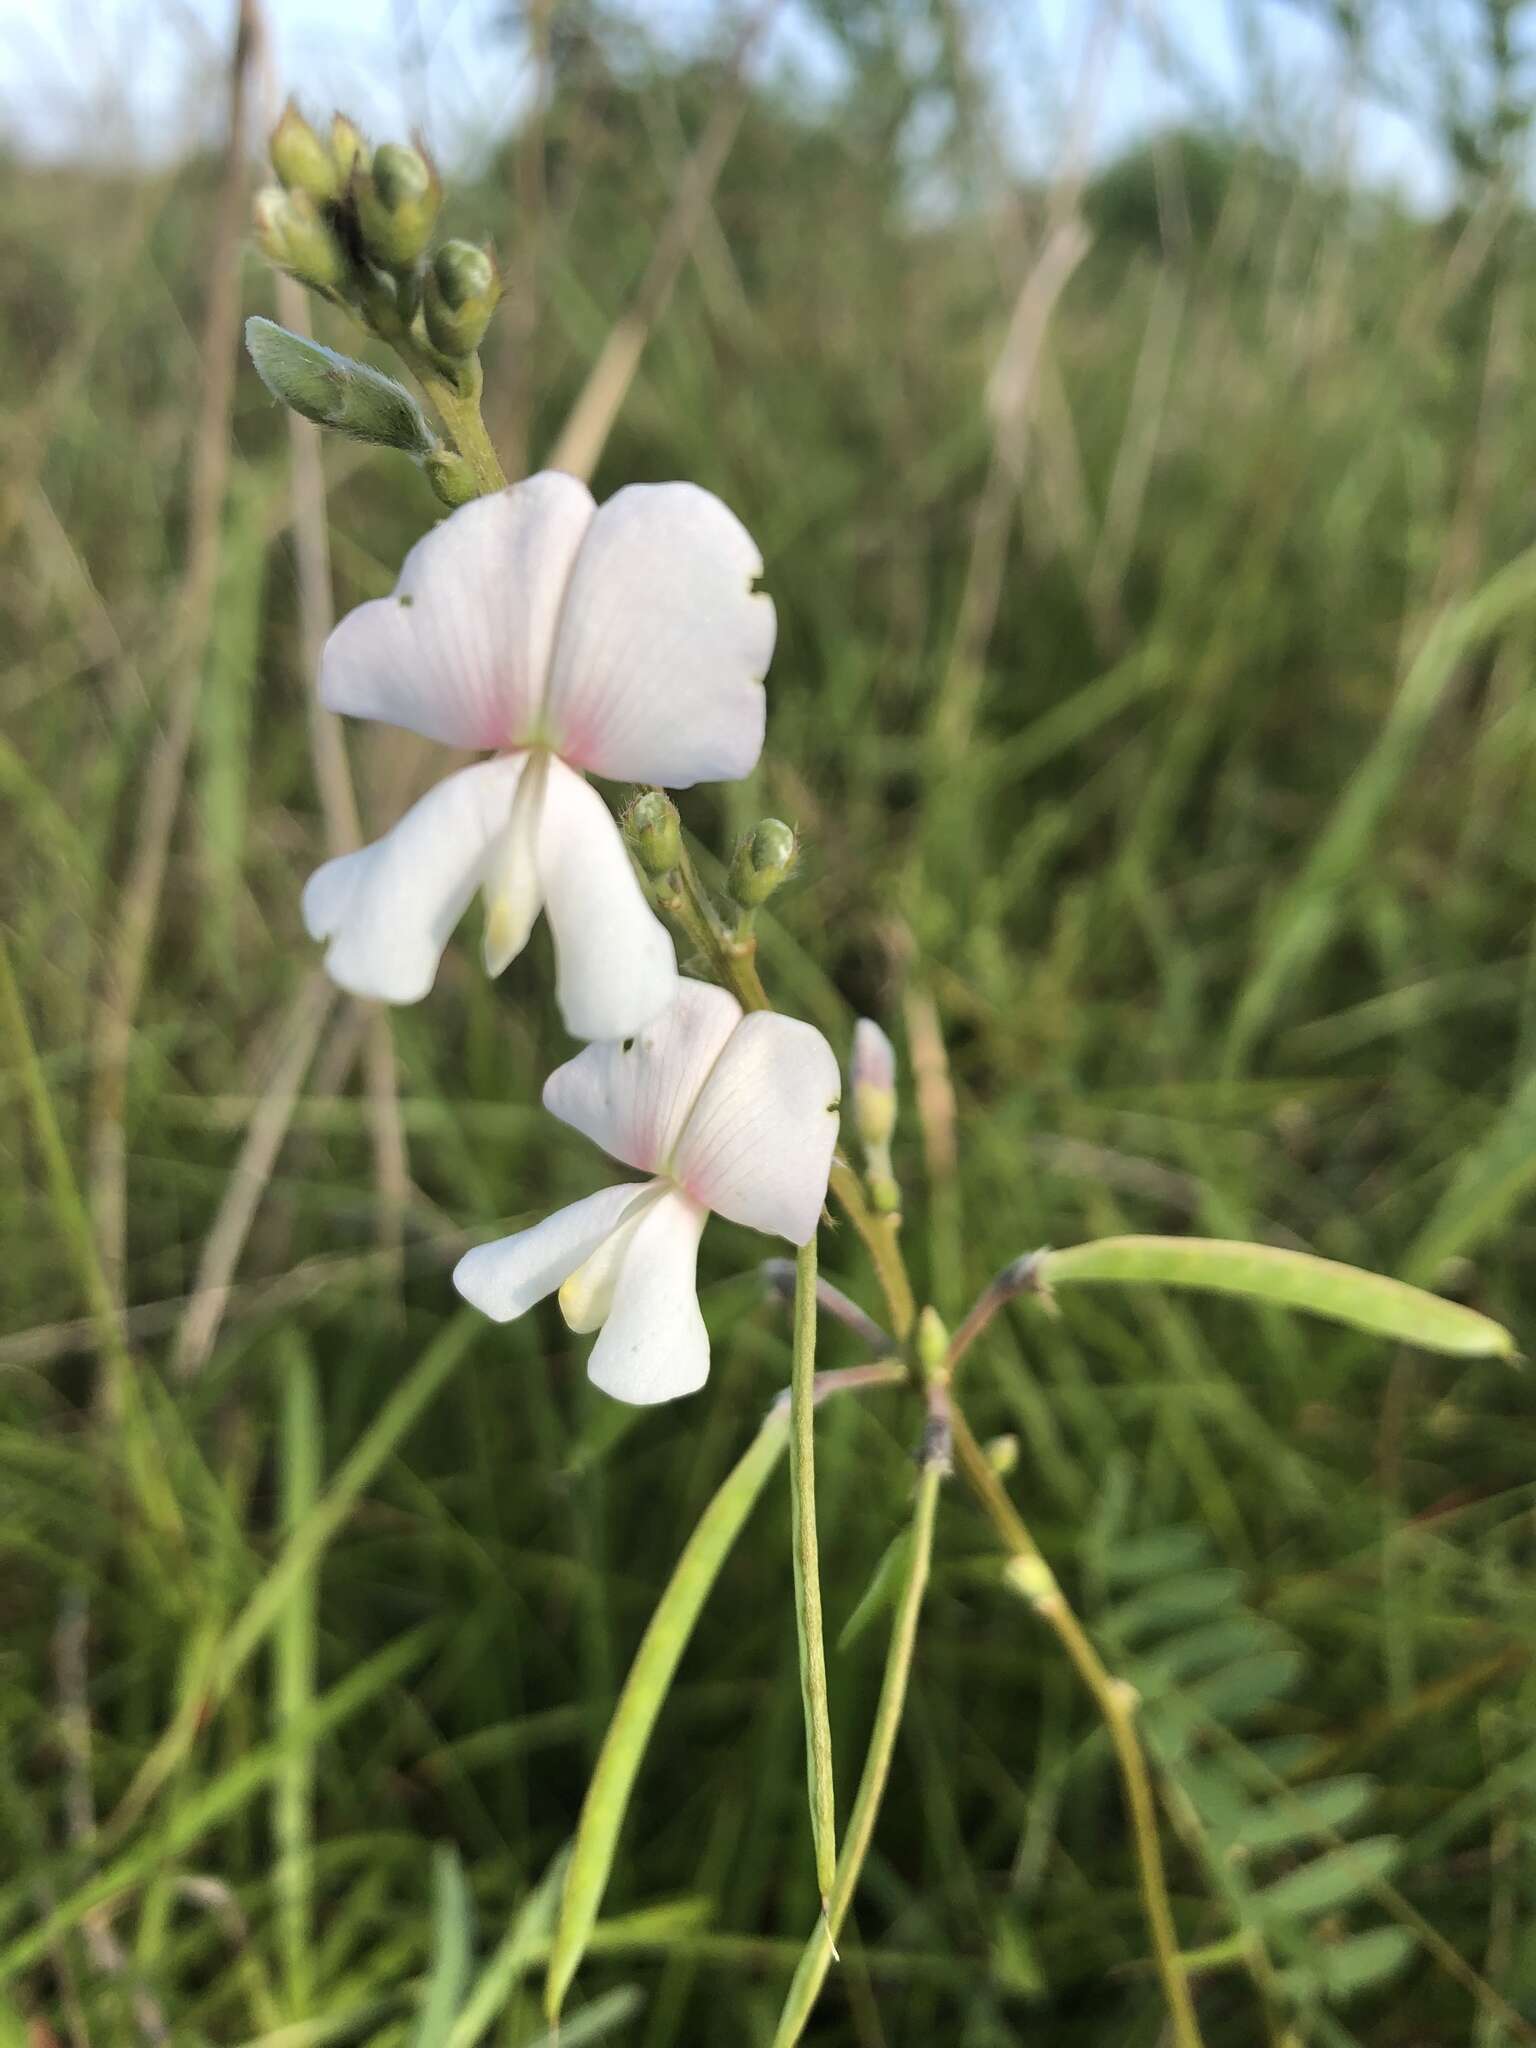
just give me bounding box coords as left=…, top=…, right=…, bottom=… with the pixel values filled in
left=249, top=103, right=505, bottom=508
left=728, top=817, right=797, bottom=909
left=851, top=1017, right=900, bottom=1214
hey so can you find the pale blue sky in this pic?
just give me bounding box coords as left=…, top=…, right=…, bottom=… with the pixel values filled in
left=0, top=0, right=1517, bottom=212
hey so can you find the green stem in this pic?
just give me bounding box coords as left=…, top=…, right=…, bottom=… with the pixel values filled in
left=353, top=273, right=506, bottom=496
left=828, top=1159, right=916, bottom=1344
left=652, top=853, right=920, bottom=1349
left=772, top=1441, right=945, bottom=2046
left=413, top=355, right=506, bottom=495
left=665, top=840, right=766, bottom=1008
left=949, top=1401, right=1206, bottom=2048
left=790, top=1237, right=837, bottom=1913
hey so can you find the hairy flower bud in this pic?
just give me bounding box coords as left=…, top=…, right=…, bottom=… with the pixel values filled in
left=357, top=142, right=441, bottom=271
left=330, top=113, right=369, bottom=185
left=245, top=317, right=435, bottom=456
left=425, top=448, right=479, bottom=508
left=729, top=818, right=797, bottom=908
left=269, top=100, right=340, bottom=205
left=624, top=790, right=683, bottom=877
left=424, top=239, right=502, bottom=358
left=252, top=186, right=347, bottom=293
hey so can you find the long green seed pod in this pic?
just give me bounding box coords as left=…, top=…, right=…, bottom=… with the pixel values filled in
left=1043, top=1235, right=1514, bottom=1357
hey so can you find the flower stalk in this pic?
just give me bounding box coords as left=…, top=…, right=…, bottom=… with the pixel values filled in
left=772, top=1427, right=945, bottom=2047
left=948, top=1400, right=1207, bottom=2048
left=789, top=1236, right=838, bottom=1923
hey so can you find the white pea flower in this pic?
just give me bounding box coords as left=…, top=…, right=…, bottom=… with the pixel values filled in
left=302, top=472, right=776, bottom=1040
left=453, top=980, right=841, bottom=1404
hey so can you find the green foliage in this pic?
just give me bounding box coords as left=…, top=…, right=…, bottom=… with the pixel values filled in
left=246, top=315, right=437, bottom=453
left=1091, top=1501, right=1418, bottom=2033
left=6, top=7, right=1536, bottom=2045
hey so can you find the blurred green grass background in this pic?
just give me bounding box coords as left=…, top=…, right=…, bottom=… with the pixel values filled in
left=6, top=2, right=1536, bottom=2042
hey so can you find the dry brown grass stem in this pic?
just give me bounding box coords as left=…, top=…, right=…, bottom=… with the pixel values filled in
left=362, top=996, right=410, bottom=1268
left=546, top=1, right=778, bottom=483
left=88, top=0, right=258, bottom=1323
left=0, top=175, right=178, bottom=563
left=23, top=486, right=149, bottom=723
left=932, top=0, right=1120, bottom=747
left=1089, top=263, right=1187, bottom=626
left=901, top=985, right=958, bottom=1190
left=272, top=258, right=410, bottom=1263
left=932, top=214, right=1091, bottom=753
left=275, top=279, right=363, bottom=856
left=497, top=0, right=554, bottom=477
left=173, top=970, right=337, bottom=1378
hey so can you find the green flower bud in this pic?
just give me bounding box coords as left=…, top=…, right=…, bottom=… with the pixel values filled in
left=252, top=186, right=347, bottom=294
left=984, top=1433, right=1020, bottom=1477
left=850, top=1016, right=900, bottom=1211
left=330, top=113, right=369, bottom=185
left=245, top=317, right=435, bottom=456
left=269, top=100, right=340, bottom=205
left=728, top=817, right=797, bottom=908
left=916, top=1305, right=949, bottom=1381
left=851, top=1018, right=897, bottom=1150
left=624, top=790, right=683, bottom=876
left=425, top=448, right=479, bottom=508
left=357, top=142, right=441, bottom=271
left=424, top=239, right=502, bottom=357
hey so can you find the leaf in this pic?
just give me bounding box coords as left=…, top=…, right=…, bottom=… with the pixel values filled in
left=1185, top=1648, right=1305, bottom=1723
left=1405, top=1066, right=1536, bottom=1281
left=1044, top=1237, right=1514, bottom=1358
left=1252, top=1836, right=1401, bottom=1925
left=198, top=466, right=269, bottom=971
left=1278, top=1926, right=1415, bottom=2002
left=273, top=1334, right=322, bottom=2014
left=1101, top=1525, right=1213, bottom=1585
left=0, top=1989, right=26, bottom=2048
left=245, top=316, right=436, bottom=454
left=1224, top=539, right=1536, bottom=1070
left=546, top=1417, right=788, bottom=2024
left=445, top=1851, right=568, bottom=2048
left=520, top=1986, right=645, bottom=2048
left=1106, top=1569, right=1245, bottom=1645
left=1228, top=1777, right=1376, bottom=1858
left=1133, top=1614, right=1285, bottom=1687
left=411, top=1846, right=473, bottom=2048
